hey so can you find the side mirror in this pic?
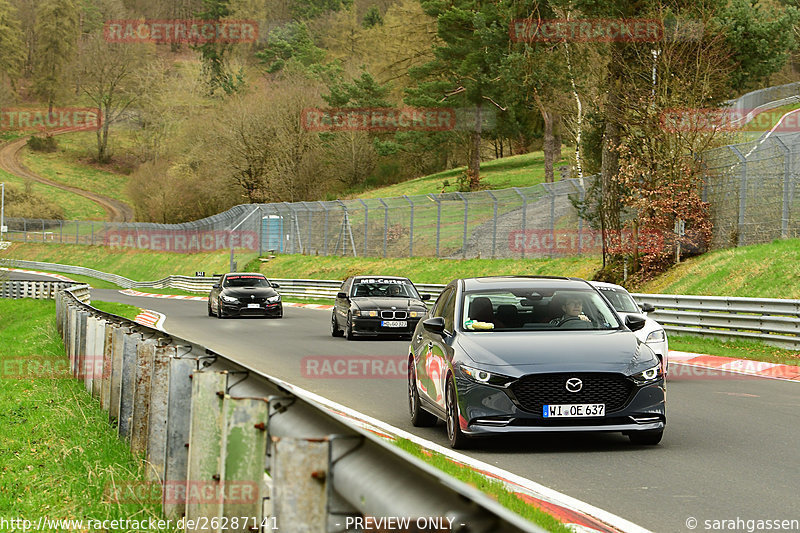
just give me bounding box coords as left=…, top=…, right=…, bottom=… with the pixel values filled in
left=212, top=284, right=220, bottom=289
left=337, top=292, right=348, bottom=299
left=271, top=282, right=280, bottom=288
left=639, top=302, right=655, bottom=313
left=625, top=314, right=647, bottom=332
left=422, top=316, right=445, bottom=335
left=420, top=293, right=431, bottom=301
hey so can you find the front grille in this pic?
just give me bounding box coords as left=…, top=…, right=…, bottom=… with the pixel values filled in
left=381, top=310, right=407, bottom=319
left=509, top=373, right=633, bottom=414
left=241, top=297, right=266, bottom=304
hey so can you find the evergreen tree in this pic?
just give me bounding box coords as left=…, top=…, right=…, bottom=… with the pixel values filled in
left=33, top=0, right=80, bottom=112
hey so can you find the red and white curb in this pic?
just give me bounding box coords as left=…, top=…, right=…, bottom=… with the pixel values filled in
left=271, top=377, right=647, bottom=533
left=669, top=351, right=800, bottom=382
left=133, top=309, right=166, bottom=331
left=0, top=267, right=76, bottom=282
left=119, top=289, right=334, bottom=310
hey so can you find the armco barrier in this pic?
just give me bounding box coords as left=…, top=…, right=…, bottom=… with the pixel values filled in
left=54, top=284, right=548, bottom=533
left=1, top=280, right=79, bottom=299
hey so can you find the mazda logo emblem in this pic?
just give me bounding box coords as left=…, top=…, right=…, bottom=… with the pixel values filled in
left=566, top=378, right=583, bottom=393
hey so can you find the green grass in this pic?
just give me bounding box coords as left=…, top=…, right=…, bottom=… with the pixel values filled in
left=669, top=334, right=800, bottom=366
left=256, top=253, right=601, bottom=283
left=90, top=300, right=142, bottom=321
left=1, top=243, right=257, bottom=282
left=742, top=102, right=800, bottom=132
left=0, top=299, right=174, bottom=530
left=0, top=167, right=106, bottom=221
left=353, top=149, right=571, bottom=199
left=393, top=438, right=573, bottom=533
left=638, top=238, right=800, bottom=299
left=21, top=136, right=131, bottom=205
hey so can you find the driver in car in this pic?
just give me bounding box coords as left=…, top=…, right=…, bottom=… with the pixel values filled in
left=551, top=296, right=591, bottom=325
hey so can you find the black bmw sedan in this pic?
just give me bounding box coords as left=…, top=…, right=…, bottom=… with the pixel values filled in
left=208, top=273, right=282, bottom=318
left=408, top=276, right=665, bottom=448
left=331, top=276, right=430, bottom=340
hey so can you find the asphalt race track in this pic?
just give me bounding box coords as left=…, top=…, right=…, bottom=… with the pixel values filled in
left=28, top=283, right=800, bottom=531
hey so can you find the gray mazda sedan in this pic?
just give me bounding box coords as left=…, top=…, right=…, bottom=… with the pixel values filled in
left=408, top=276, right=665, bottom=448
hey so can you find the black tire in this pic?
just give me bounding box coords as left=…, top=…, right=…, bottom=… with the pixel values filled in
left=408, top=358, right=437, bottom=427
left=276, top=307, right=283, bottom=318
left=345, top=312, right=355, bottom=340
left=628, top=429, right=664, bottom=445
left=207, top=301, right=214, bottom=317
left=331, top=312, right=343, bottom=337
left=446, top=376, right=469, bottom=449
left=216, top=299, right=225, bottom=319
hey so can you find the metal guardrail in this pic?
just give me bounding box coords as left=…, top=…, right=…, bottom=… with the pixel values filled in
left=632, top=293, right=800, bottom=349
left=54, top=284, right=548, bottom=533
left=5, top=258, right=798, bottom=349
left=1, top=280, right=79, bottom=299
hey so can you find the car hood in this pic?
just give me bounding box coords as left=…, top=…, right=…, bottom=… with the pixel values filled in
left=222, top=287, right=278, bottom=298
left=352, top=297, right=426, bottom=309
left=456, top=330, right=657, bottom=375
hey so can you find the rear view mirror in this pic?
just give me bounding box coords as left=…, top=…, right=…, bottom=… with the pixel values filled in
left=625, top=314, right=647, bottom=332
left=422, top=316, right=445, bottom=335
left=639, top=302, right=655, bottom=313
left=271, top=282, right=280, bottom=288
left=337, top=292, right=348, bottom=299
left=421, top=293, right=431, bottom=301
left=212, top=284, right=220, bottom=289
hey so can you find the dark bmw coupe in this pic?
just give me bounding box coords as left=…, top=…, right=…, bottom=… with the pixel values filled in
left=408, top=276, right=665, bottom=448
left=331, top=276, right=430, bottom=340
left=208, top=273, right=282, bottom=318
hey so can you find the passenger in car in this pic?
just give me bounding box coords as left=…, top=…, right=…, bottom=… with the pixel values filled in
left=550, top=296, right=591, bottom=325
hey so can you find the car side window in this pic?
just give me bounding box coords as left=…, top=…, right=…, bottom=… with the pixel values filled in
left=441, top=291, right=457, bottom=333
left=431, top=287, right=453, bottom=318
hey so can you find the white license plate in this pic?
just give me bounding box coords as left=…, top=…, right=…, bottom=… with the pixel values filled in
left=381, top=320, right=407, bottom=328
left=247, top=303, right=261, bottom=309
left=543, top=404, right=605, bottom=418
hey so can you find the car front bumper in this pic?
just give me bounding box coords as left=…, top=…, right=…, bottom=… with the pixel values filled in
left=221, top=301, right=282, bottom=316
left=351, top=316, right=422, bottom=336
left=454, top=376, right=666, bottom=437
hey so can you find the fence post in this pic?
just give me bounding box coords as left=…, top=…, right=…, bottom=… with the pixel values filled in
left=542, top=183, right=556, bottom=258
left=428, top=194, right=441, bottom=258
left=91, top=221, right=95, bottom=245
left=319, top=201, right=329, bottom=256
left=358, top=198, right=369, bottom=257
left=41, top=219, right=45, bottom=242
left=403, top=195, right=414, bottom=257
left=76, top=221, right=80, bottom=245
left=60, top=220, right=63, bottom=243
left=456, top=192, right=468, bottom=259
left=513, top=187, right=527, bottom=259
left=23, top=218, right=26, bottom=242
left=487, top=191, right=498, bottom=259
left=378, top=198, right=388, bottom=258
left=573, top=180, right=586, bottom=254
left=773, top=136, right=791, bottom=239
left=730, top=146, right=747, bottom=246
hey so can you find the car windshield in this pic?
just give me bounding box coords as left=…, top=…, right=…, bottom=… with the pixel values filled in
left=461, top=288, right=621, bottom=331
left=223, top=275, right=270, bottom=288
left=596, top=287, right=640, bottom=313
left=351, top=278, right=419, bottom=298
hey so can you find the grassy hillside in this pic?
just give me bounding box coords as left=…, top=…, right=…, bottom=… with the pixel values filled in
left=354, top=149, right=570, bottom=199
left=638, top=238, right=800, bottom=299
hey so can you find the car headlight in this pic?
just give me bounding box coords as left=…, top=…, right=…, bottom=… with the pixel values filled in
left=352, top=310, right=377, bottom=317
left=220, top=295, right=238, bottom=303
left=630, top=364, right=664, bottom=385
left=646, top=329, right=666, bottom=343
left=267, top=295, right=281, bottom=303
left=409, top=311, right=425, bottom=318
left=461, top=364, right=514, bottom=387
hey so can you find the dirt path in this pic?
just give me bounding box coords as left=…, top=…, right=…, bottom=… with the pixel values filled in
left=0, top=134, right=135, bottom=222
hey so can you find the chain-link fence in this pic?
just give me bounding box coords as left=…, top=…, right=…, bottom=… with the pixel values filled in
left=2, top=178, right=604, bottom=261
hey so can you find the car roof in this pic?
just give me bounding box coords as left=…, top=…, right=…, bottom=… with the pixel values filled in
left=353, top=275, right=412, bottom=282
left=589, top=280, right=629, bottom=292
left=460, top=276, right=592, bottom=291
left=224, top=272, right=266, bottom=277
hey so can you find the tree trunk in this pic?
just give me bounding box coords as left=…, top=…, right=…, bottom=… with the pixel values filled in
left=600, top=50, right=624, bottom=267
left=467, top=102, right=482, bottom=190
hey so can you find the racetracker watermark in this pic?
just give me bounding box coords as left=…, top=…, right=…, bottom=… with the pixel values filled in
left=104, top=230, right=258, bottom=252
left=0, top=108, right=102, bottom=132
left=508, top=229, right=668, bottom=255
left=104, top=480, right=259, bottom=505
left=510, top=18, right=663, bottom=42
left=661, top=107, right=800, bottom=133
left=104, top=19, right=259, bottom=44
left=301, top=106, right=496, bottom=132
left=301, top=356, right=408, bottom=379
left=668, top=363, right=796, bottom=381
left=1, top=355, right=106, bottom=380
